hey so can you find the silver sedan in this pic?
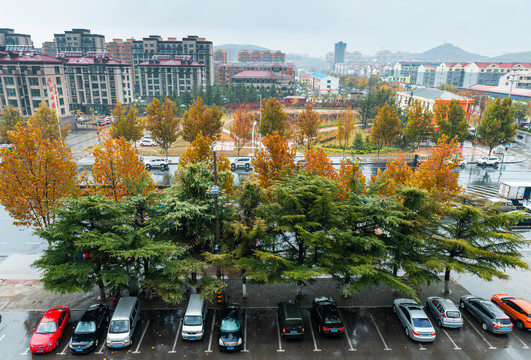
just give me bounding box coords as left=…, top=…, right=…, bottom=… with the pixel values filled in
left=393, top=298, right=436, bottom=342
left=425, top=297, right=463, bottom=328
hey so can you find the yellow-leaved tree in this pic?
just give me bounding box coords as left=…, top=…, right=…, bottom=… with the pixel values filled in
left=252, top=131, right=296, bottom=187
left=91, top=135, right=156, bottom=201
left=0, top=125, right=77, bottom=231
left=28, top=102, right=70, bottom=141
left=302, top=146, right=338, bottom=181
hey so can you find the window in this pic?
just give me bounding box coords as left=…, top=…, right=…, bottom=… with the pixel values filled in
left=59, top=98, right=64, bottom=106
left=57, top=87, right=63, bottom=95
left=6, top=88, right=16, bottom=97
left=29, top=78, right=39, bottom=86
left=31, top=89, right=41, bottom=97
left=33, top=100, right=41, bottom=108
left=55, top=66, right=60, bottom=75
left=4, top=77, right=14, bottom=85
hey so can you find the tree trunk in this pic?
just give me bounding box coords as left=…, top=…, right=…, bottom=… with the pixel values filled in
left=191, top=271, right=198, bottom=293
left=98, top=283, right=106, bottom=300
left=444, top=267, right=451, bottom=295
left=242, top=276, right=247, bottom=298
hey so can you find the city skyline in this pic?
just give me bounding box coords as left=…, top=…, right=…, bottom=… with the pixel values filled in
left=2, top=0, right=531, bottom=58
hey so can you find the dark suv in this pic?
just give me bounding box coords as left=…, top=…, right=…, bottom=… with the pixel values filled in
left=278, top=300, right=304, bottom=339
left=313, top=297, right=344, bottom=336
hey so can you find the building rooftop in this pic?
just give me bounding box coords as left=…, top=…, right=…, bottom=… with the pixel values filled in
left=474, top=62, right=531, bottom=68
left=400, top=87, right=469, bottom=101
left=231, top=70, right=278, bottom=79
left=310, top=73, right=330, bottom=80
left=470, top=84, right=531, bottom=97
left=139, top=58, right=203, bottom=66
left=58, top=52, right=127, bottom=65
left=0, top=48, right=61, bottom=63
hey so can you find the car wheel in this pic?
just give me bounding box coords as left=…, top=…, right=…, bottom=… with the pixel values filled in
left=481, top=322, right=488, bottom=331
left=461, top=163, right=465, bottom=168
left=438, top=320, right=442, bottom=328
left=56, top=339, right=60, bottom=349
left=481, top=163, right=486, bottom=167
left=494, top=162, right=499, bottom=166
left=516, top=320, right=524, bottom=330
left=231, top=164, right=235, bottom=171
left=245, top=164, right=250, bottom=171
left=405, top=327, right=409, bottom=337
left=460, top=301, right=465, bottom=309
left=146, top=164, right=151, bottom=170
left=393, top=306, right=396, bottom=313
left=95, top=339, right=99, bottom=347
left=161, top=164, right=166, bottom=170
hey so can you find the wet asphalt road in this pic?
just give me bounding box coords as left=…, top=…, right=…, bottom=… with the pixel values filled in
left=2, top=306, right=531, bottom=360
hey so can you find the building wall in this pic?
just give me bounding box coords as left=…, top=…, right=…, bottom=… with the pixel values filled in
left=213, top=49, right=227, bottom=63
left=310, top=74, right=339, bottom=94
left=54, top=29, right=106, bottom=53
left=138, top=62, right=206, bottom=98
left=216, top=63, right=295, bottom=86
left=238, top=50, right=285, bottom=63
left=106, top=39, right=133, bottom=64
left=41, top=42, right=56, bottom=57
left=334, top=42, right=346, bottom=64
left=0, top=59, right=69, bottom=116
left=396, top=92, right=472, bottom=118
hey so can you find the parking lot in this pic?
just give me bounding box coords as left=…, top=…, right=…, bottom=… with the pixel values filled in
left=1, top=305, right=531, bottom=360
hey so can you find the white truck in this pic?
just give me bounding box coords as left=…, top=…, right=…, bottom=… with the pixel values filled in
left=498, top=181, right=531, bottom=200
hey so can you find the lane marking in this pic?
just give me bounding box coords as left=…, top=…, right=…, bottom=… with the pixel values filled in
left=442, top=328, right=461, bottom=350
left=510, top=331, right=529, bottom=349
left=276, top=312, right=284, bottom=352
left=241, top=309, right=249, bottom=352
left=339, top=310, right=356, bottom=351
left=132, top=319, right=150, bottom=354
left=56, top=341, right=69, bottom=355
left=21, top=347, right=30, bottom=355
left=205, top=309, right=216, bottom=353
left=168, top=318, right=183, bottom=353
left=0, top=335, right=5, bottom=342
left=95, top=340, right=105, bottom=354
left=306, top=309, right=321, bottom=352
left=370, top=314, right=391, bottom=351
left=462, top=314, right=496, bottom=350
left=24, top=242, right=42, bottom=245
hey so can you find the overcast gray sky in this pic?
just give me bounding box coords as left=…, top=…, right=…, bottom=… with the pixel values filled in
left=2, top=0, right=529, bottom=58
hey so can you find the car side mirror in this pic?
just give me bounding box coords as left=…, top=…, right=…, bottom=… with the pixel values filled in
left=33, top=328, right=36, bottom=332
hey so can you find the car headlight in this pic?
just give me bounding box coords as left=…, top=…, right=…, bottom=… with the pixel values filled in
left=218, top=338, right=224, bottom=346
left=47, top=342, right=53, bottom=347
left=124, top=335, right=130, bottom=342
left=237, top=338, right=242, bottom=346
left=30, top=345, right=34, bottom=349
left=87, top=340, right=94, bottom=347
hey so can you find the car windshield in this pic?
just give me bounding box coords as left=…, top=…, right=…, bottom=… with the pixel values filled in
left=220, top=318, right=240, bottom=332
left=446, top=311, right=461, bottom=318
left=184, top=315, right=202, bottom=326
left=36, top=321, right=57, bottom=334
left=75, top=321, right=96, bottom=334
left=109, top=320, right=129, bottom=333
left=322, top=305, right=342, bottom=325
left=413, top=318, right=432, bottom=328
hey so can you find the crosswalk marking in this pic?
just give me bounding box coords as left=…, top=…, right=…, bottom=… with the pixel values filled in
left=464, top=185, right=499, bottom=200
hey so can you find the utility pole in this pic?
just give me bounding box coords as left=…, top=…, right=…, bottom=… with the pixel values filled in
left=212, top=150, right=220, bottom=255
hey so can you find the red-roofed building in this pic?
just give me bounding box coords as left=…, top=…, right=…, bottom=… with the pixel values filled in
left=0, top=46, right=70, bottom=116
left=137, top=55, right=206, bottom=98
left=58, top=52, right=132, bottom=115
left=216, top=62, right=294, bottom=91
left=231, top=70, right=293, bottom=93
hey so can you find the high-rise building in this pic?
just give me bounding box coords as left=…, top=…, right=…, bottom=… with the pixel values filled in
left=137, top=55, right=206, bottom=98
left=334, top=41, right=346, bottom=64
left=213, top=49, right=227, bottom=63
left=41, top=41, right=56, bottom=57
left=238, top=50, right=286, bottom=63
left=131, top=35, right=213, bottom=93
left=58, top=51, right=132, bottom=115
left=0, top=28, right=32, bottom=49
left=54, top=29, right=106, bottom=53
left=0, top=46, right=69, bottom=116
left=106, top=38, right=133, bottom=64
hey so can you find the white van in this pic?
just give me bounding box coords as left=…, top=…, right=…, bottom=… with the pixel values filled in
left=106, top=297, right=140, bottom=348
left=181, top=294, right=207, bottom=340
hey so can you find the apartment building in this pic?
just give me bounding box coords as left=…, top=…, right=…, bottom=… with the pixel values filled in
left=334, top=42, right=346, bottom=64
left=395, top=87, right=473, bottom=117
left=41, top=41, right=56, bottom=57
left=216, top=62, right=295, bottom=86
left=59, top=52, right=132, bottom=115
left=106, top=38, right=133, bottom=64
left=137, top=55, right=206, bottom=98
left=54, top=29, right=106, bottom=53
left=0, top=29, right=32, bottom=49
left=0, top=45, right=69, bottom=116
left=131, top=35, right=213, bottom=93
left=213, top=49, right=227, bottom=63
left=238, top=50, right=286, bottom=63
left=309, top=73, right=339, bottom=95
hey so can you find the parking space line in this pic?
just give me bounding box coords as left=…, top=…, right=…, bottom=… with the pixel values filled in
left=168, top=318, right=183, bottom=353
left=369, top=314, right=391, bottom=351
left=21, top=347, right=30, bottom=355
left=306, top=309, right=321, bottom=352
left=132, top=320, right=150, bottom=354
left=276, top=312, right=285, bottom=352
left=418, top=342, right=426, bottom=350
left=242, top=309, right=249, bottom=352
left=56, top=341, right=70, bottom=355
left=510, top=332, right=529, bottom=349
left=339, top=311, right=356, bottom=352
left=205, top=309, right=216, bottom=353
left=442, top=328, right=461, bottom=350
left=462, top=315, right=496, bottom=350
left=0, top=335, right=4, bottom=342
left=94, top=340, right=105, bottom=354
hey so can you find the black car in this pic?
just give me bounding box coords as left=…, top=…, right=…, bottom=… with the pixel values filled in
left=313, top=297, right=344, bottom=336
left=69, top=304, right=110, bottom=354
left=218, top=303, right=243, bottom=351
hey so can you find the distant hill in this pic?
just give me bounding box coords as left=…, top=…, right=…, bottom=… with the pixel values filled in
left=286, top=53, right=325, bottom=71
left=490, top=51, right=531, bottom=62
left=214, top=44, right=270, bottom=61
left=412, top=43, right=488, bottom=62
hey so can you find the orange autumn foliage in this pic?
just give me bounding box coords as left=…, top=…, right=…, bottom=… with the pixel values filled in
left=0, top=125, right=77, bottom=228
left=91, top=134, right=155, bottom=201
left=303, top=146, right=338, bottom=181
left=252, top=131, right=296, bottom=187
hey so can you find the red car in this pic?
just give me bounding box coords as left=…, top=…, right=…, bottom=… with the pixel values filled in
left=30, top=306, right=71, bottom=354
